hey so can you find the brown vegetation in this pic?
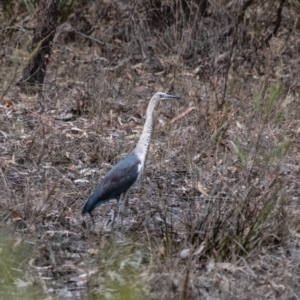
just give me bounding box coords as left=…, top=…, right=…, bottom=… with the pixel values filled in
left=1, top=0, right=300, bottom=299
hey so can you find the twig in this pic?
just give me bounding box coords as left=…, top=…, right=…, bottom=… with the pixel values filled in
left=169, top=107, right=195, bottom=124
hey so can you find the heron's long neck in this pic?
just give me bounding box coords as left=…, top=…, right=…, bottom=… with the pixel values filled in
left=134, top=98, right=158, bottom=164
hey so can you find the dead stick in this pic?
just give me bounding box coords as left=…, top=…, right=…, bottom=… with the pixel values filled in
left=169, top=107, right=195, bottom=124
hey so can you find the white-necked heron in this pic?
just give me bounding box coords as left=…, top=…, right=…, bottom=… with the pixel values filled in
left=81, top=92, right=180, bottom=226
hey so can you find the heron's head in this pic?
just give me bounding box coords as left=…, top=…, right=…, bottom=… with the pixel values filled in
left=152, top=92, right=180, bottom=101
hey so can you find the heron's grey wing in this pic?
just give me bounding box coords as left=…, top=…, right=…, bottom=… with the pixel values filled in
left=81, top=153, right=141, bottom=215
left=99, top=152, right=141, bottom=199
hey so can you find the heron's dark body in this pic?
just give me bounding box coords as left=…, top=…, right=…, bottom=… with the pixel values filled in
left=81, top=152, right=141, bottom=215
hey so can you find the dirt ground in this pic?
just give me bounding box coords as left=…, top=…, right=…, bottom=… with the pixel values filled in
left=1, top=1, right=300, bottom=299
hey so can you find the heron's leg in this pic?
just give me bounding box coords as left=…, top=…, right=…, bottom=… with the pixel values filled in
left=89, top=212, right=95, bottom=225
left=118, top=191, right=129, bottom=230
left=112, top=194, right=122, bottom=229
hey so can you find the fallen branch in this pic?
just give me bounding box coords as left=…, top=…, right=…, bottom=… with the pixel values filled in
left=169, top=107, right=195, bottom=124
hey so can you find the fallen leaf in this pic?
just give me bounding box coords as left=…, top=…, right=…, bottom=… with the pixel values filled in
left=2, top=96, right=15, bottom=108
left=14, top=278, right=33, bottom=288
left=180, top=248, right=190, bottom=258
left=18, top=93, right=38, bottom=102
left=216, top=262, right=245, bottom=273
left=88, top=248, right=99, bottom=255
left=193, top=242, right=205, bottom=255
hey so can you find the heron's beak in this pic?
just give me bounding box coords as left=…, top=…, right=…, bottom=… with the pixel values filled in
left=161, top=93, right=180, bottom=99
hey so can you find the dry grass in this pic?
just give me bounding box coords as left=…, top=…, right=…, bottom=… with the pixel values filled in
left=1, top=0, right=300, bottom=299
